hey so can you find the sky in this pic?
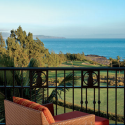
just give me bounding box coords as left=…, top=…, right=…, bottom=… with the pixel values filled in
left=0, top=0, right=125, bottom=38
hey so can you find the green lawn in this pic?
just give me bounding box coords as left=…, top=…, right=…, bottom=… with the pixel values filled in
left=62, top=61, right=101, bottom=67
left=48, top=61, right=124, bottom=117
left=49, top=87, right=124, bottom=116
left=48, top=61, right=124, bottom=79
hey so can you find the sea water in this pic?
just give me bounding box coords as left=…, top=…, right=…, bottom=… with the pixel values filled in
left=40, top=38, right=125, bottom=59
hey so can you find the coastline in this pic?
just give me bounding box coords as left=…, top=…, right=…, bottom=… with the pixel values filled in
left=85, top=54, right=110, bottom=65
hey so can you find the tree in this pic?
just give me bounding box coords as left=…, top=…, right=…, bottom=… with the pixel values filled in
left=0, top=54, right=80, bottom=104
left=15, top=26, right=27, bottom=49
left=76, top=53, right=81, bottom=61
left=0, top=54, right=43, bottom=100
left=47, top=51, right=59, bottom=67
left=109, top=57, right=113, bottom=67
left=58, top=51, right=66, bottom=64
left=44, top=72, right=80, bottom=103
left=66, top=53, right=71, bottom=60
left=0, top=33, right=6, bottom=55
left=1, top=26, right=72, bottom=67
left=6, top=36, right=29, bottom=67
left=81, top=52, right=85, bottom=61
left=117, top=56, right=121, bottom=66
left=117, top=56, right=121, bottom=76
left=1, top=26, right=50, bottom=67
left=33, top=37, right=48, bottom=67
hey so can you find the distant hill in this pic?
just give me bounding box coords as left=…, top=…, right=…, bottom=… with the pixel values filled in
left=33, top=35, right=66, bottom=39
left=1, top=32, right=66, bottom=39
left=1, top=32, right=10, bottom=39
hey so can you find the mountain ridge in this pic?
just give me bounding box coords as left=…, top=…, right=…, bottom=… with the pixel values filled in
left=33, top=35, right=65, bottom=39
left=1, top=32, right=65, bottom=39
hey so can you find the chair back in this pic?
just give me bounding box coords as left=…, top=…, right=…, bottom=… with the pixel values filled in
left=4, top=100, right=49, bottom=125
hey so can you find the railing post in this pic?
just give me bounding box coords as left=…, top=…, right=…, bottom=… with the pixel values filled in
left=88, top=71, right=93, bottom=87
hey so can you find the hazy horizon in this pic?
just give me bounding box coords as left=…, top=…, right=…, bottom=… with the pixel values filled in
left=0, top=0, right=125, bottom=38
left=1, top=32, right=125, bottom=39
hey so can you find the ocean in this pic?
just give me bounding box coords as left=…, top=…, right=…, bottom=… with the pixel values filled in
left=40, top=38, right=125, bottom=60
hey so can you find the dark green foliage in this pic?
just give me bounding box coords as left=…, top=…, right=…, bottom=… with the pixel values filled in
left=0, top=26, right=68, bottom=67
left=2, top=26, right=50, bottom=67
left=0, top=55, right=43, bottom=101
left=0, top=33, right=6, bottom=55
left=0, top=55, right=80, bottom=106
left=45, top=72, right=80, bottom=103
left=65, top=52, right=85, bottom=61
left=109, top=56, right=125, bottom=67
left=58, top=51, right=66, bottom=64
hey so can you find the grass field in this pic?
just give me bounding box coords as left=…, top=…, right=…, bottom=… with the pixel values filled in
left=47, top=61, right=124, bottom=124
left=61, top=61, right=102, bottom=67
left=49, top=87, right=124, bottom=116
left=48, top=61, right=124, bottom=78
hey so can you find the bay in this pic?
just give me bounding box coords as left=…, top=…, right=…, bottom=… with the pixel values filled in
left=40, top=38, right=125, bottom=59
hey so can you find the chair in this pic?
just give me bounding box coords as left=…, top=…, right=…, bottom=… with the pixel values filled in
left=4, top=99, right=95, bottom=125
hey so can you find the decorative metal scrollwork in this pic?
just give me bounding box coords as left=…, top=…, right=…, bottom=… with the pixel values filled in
left=83, top=71, right=99, bottom=88
left=36, top=71, right=47, bottom=87
left=30, top=70, right=47, bottom=88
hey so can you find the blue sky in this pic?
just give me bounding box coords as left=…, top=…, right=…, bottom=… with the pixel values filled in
left=0, top=0, right=125, bottom=38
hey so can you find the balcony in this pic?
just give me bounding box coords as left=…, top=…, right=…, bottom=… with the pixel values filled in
left=0, top=67, right=125, bottom=125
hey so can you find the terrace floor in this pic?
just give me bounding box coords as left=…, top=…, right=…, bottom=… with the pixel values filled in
left=53, top=104, right=124, bottom=125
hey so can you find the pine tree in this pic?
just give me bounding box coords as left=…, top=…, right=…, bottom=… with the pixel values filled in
left=15, top=26, right=27, bottom=49
left=0, top=33, right=6, bottom=55
left=5, top=26, right=50, bottom=67
left=1, top=26, right=65, bottom=67
left=81, top=52, right=85, bottom=61
left=109, top=57, right=113, bottom=67
left=58, top=51, right=66, bottom=64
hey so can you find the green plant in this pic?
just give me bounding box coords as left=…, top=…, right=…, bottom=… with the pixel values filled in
left=0, top=54, right=41, bottom=101
left=44, top=72, right=80, bottom=103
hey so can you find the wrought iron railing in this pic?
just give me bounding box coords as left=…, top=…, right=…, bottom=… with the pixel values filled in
left=0, top=67, right=125, bottom=125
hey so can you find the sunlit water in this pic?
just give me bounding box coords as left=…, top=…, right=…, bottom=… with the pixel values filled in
left=40, top=38, right=125, bottom=59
